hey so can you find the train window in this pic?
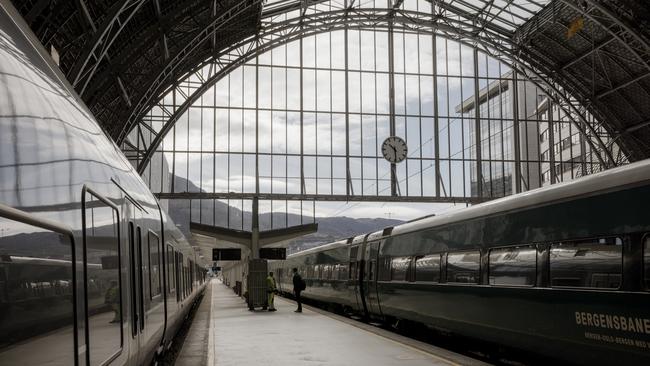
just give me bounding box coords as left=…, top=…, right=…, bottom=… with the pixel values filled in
left=190, top=260, right=195, bottom=290
left=415, top=255, right=441, bottom=282
left=181, top=257, right=186, bottom=298
left=378, top=256, right=392, bottom=281
left=368, top=260, right=376, bottom=281
left=391, top=257, right=411, bottom=282
left=339, top=263, right=348, bottom=280
left=186, top=262, right=189, bottom=294
left=447, top=251, right=480, bottom=284
left=187, top=263, right=190, bottom=293
left=148, top=231, right=161, bottom=298
left=83, top=190, right=123, bottom=364
left=183, top=256, right=188, bottom=298
left=332, top=264, right=339, bottom=280
left=550, top=237, right=622, bottom=289
left=187, top=263, right=191, bottom=292
left=166, top=244, right=176, bottom=293
left=136, top=226, right=145, bottom=331
left=645, top=237, right=650, bottom=290
left=489, top=246, right=536, bottom=286
left=179, top=261, right=184, bottom=298
left=128, top=222, right=138, bottom=336
left=176, top=252, right=182, bottom=301
left=0, top=213, right=75, bottom=364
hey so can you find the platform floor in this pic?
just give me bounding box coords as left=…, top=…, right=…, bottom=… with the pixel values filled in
left=177, top=280, right=489, bottom=366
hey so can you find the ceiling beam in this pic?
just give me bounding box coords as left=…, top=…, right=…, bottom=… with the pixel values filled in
left=69, top=0, right=147, bottom=96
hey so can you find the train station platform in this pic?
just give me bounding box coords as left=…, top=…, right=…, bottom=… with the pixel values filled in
left=176, top=280, right=489, bottom=366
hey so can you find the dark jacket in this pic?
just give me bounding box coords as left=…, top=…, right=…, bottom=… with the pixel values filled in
left=292, top=273, right=302, bottom=293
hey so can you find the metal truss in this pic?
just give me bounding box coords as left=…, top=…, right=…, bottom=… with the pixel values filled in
left=516, top=0, right=650, bottom=162
left=155, top=192, right=485, bottom=204
left=115, top=0, right=265, bottom=146
left=12, top=0, right=648, bottom=164
left=122, top=5, right=619, bottom=182
left=69, top=0, right=148, bottom=99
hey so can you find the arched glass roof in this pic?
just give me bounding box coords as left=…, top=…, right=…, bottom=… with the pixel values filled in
left=129, top=13, right=623, bottom=216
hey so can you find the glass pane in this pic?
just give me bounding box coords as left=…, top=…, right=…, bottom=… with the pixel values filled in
left=415, top=254, right=441, bottom=282
left=377, top=256, right=391, bottom=281
left=0, top=216, right=75, bottom=365
left=149, top=232, right=161, bottom=298
left=550, top=237, right=622, bottom=289
left=447, top=251, right=480, bottom=284
left=489, top=246, right=536, bottom=286
left=84, top=195, right=122, bottom=365
left=390, top=257, right=411, bottom=282
left=167, top=245, right=175, bottom=291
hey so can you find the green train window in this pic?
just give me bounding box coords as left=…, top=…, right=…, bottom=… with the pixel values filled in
left=643, top=236, right=650, bottom=290
left=390, top=257, right=411, bottom=282
left=415, top=254, right=441, bottom=282
left=550, top=237, right=622, bottom=289
left=447, top=251, right=480, bottom=284
left=489, top=246, right=536, bottom=287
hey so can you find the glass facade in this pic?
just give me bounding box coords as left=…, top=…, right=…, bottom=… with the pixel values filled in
left=124, top=0, right=624, bottom=228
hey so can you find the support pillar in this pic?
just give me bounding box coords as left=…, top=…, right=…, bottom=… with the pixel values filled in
left=251, top=196, right=259, bottom=259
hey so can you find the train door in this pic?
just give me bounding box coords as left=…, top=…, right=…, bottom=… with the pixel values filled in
left=81, top=187, right=126, bottom=366
left=357, top=236, right=370, bottom=318
left=364, top=241, right=381, bottom=317
left=126, top=204, right=145, bottom=364
left=145, top=229, right=164, bottom=346
left=348, top=245, right=362, bottom=312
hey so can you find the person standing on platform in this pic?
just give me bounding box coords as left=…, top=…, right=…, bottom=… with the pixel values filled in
left=292, top=267, right=305, bottom=313
left=266, top=271, right=277, bottom=312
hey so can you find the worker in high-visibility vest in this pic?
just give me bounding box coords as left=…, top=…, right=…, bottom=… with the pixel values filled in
left=266, top=271, right=277, bottom=311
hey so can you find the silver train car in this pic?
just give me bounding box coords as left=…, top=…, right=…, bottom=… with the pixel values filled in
left=0, top=2, right=207, bottom=365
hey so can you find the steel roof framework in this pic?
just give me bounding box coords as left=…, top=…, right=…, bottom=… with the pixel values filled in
left=11, top=0, right=649, bottom=201
left=12, top=0, right=263, bottom=139
left=121, top=2, right=621, bottom=181
left=516, top=0, right=650, bottom=160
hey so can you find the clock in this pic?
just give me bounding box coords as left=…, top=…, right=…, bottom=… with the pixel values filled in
left=381, top=136, right=408, bottom=163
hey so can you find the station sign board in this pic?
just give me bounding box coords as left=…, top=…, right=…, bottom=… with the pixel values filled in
left=212, top=248, right=241, bottom=261
left=259, top=248, right=286, bottom=260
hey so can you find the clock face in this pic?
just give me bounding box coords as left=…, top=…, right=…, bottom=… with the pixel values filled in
left=381, top=136, right=408, bottom=163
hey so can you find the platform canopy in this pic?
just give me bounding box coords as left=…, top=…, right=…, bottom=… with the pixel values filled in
left=13, top=0, right=650, bottom=162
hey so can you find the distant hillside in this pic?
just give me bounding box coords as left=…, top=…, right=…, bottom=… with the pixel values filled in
left=166, top=176, right=403, bottom=253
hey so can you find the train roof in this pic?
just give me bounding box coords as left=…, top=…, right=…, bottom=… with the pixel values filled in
left=287, top=159, right=650, bottom=259
left=288, top=238, right=349, bottom=258
left=390, top=158, right=650, bottom=237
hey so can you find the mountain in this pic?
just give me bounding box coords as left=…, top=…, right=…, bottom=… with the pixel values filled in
left=166, top=176, right=404, bottom=253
